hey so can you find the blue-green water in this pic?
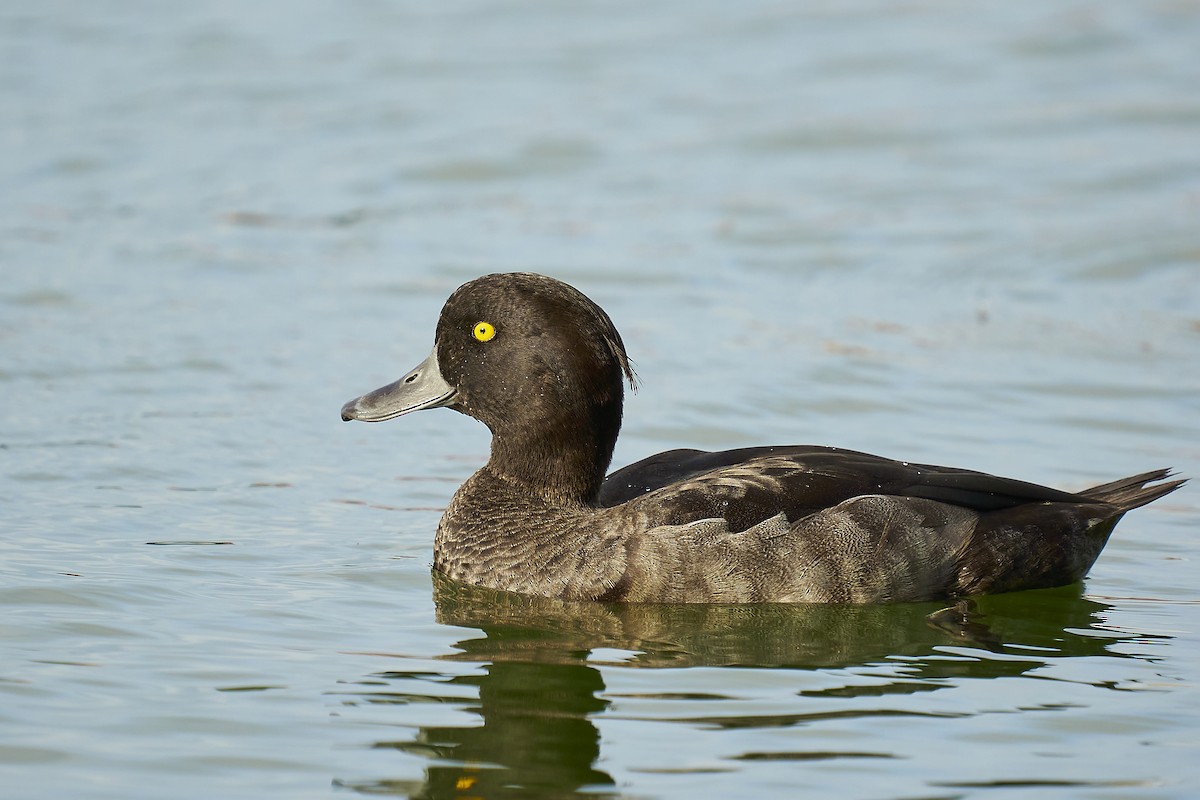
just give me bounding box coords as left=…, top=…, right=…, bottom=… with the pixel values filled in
left=3, top=2, right=1198, bottom=798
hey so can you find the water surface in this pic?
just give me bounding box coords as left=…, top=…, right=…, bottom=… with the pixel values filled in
left=3, top=2, right=1198, bottom=798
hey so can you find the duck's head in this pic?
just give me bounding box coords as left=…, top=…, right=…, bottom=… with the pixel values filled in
left=341, top=272, right=636, bottom=502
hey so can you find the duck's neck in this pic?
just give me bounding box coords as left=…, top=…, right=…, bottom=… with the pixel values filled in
left=484, top=402, right=620, bottom=506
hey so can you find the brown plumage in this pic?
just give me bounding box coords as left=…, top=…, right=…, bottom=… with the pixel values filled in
left=341, top=272, right=1185, bottom=604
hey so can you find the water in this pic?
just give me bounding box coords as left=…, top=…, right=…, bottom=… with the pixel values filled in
left=3, top=1, right=1199, bottom=798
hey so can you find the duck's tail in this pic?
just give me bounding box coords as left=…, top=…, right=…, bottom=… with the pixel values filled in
left=1080, top=469, right=1186, bottom=512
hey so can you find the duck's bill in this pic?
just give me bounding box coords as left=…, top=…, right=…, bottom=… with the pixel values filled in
left=340, top=347, right=457, bottom=422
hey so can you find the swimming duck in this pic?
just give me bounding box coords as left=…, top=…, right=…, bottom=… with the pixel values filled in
left=341, top=272, right=1183, bottom=603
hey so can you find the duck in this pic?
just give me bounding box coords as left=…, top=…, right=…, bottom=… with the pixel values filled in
left=341, top=272, right=1184, bottom=604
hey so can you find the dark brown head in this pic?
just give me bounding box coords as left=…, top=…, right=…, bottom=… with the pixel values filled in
left=341, top=273, right=636, bottom=503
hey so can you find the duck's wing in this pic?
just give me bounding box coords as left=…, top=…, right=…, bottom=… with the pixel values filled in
left=602, top=449, right=1184, bottom=602
left=601, top=445, right=1093, bottom=530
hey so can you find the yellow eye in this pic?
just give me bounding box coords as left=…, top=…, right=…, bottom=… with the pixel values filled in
left=473, top=321, right=496, bottom=342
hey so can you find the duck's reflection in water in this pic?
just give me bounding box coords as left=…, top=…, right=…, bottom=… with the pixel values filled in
left=334, top=576, right=1165, bottom=798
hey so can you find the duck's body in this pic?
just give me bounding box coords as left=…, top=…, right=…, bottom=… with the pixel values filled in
left=342, top=272, right=1183, bottom=604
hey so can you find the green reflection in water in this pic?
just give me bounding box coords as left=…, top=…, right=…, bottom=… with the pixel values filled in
left=334, top=578, right=1164, bottom=798
left=362, top=662, right=614, bottom=799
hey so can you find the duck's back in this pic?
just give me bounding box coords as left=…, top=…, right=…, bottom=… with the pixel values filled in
left=593, top=448, right=1182, bottom=603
